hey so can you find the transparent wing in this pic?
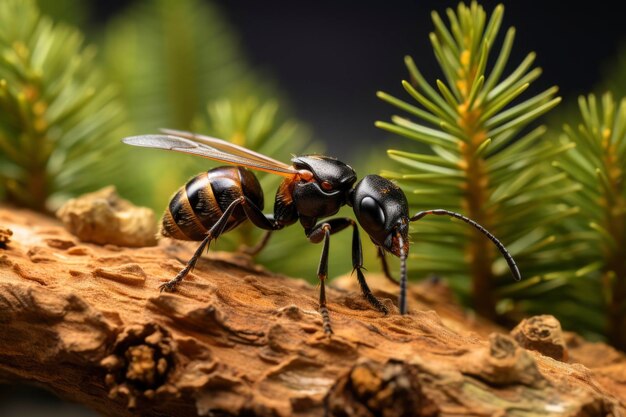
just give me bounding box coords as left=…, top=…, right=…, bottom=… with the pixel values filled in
left=160, top=128, right=293, bottom=170
left=122, top=134, right=298, bottom=177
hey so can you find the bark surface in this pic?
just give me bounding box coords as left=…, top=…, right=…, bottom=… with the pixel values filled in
left=0, top=207, right=625, bottom=416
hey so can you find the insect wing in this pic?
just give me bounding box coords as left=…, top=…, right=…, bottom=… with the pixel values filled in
left=160, top=128, right=293, bottom=170
left=122, top=135, right=298, bottom=177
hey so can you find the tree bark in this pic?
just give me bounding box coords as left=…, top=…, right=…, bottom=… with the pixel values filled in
left=0, top=206, right=625, bottom=416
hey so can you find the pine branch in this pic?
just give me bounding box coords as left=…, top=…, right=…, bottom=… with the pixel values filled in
left=376, top=1, right=568, bottom=320
left=0, top=0, right=128, bottom=211
left=101, top=0, right=256, bottom=133
left=37, top=0, right=87, bottom=27
left=100, top=0, right=291, bottom=214
left=556, top=93, right=626, bottom=348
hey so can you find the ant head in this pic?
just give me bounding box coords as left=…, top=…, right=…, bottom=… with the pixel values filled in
left=291, top=155, right=357, bottom=219
left=350, top=175, right=410, bottom=257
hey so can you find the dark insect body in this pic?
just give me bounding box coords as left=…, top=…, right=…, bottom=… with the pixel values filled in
left=162, top=167, right=264, bottom=241
left=123, top=129, right=521, bottom=334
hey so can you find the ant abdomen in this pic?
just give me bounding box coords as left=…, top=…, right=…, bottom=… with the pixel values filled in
left=162, top=166, right=264, bottom=241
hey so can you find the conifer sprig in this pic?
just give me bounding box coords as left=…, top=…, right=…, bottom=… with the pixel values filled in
left=102, top=0, right=255, bottom=133
left=556, top=93, right=626, bottom=347
left=101, top=0, right=283, bottom=213
left=376, top=1, right=565, bottom=319
left=0, top=0, right=127, bottom=211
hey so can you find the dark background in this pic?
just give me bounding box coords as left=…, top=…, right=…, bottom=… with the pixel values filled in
left=2, top=1, right=625, bottom=415
left=212, top=0, right=626, bottom=158
left=214, top=0, right=622, bottom=158
left=86, top=0, right=626, bottom=159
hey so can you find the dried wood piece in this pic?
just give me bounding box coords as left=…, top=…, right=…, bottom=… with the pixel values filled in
left=461, top=333, right=546, bottom=387
left=0, top=207, right=625, bottom=416
left=94, top=263, right=148, bottom=286
left=56, top=186, right=158, bottom=247
left=511, top=315, right=568, bottom=361
left=325, top=360, right=439, bottom=417
left=0, top=226, right=12, bottom=248
left=44, top=237, right=76, bottom=250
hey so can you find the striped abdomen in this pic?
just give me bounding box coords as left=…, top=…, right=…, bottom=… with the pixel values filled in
left=161, top=166, right=264, bottom=241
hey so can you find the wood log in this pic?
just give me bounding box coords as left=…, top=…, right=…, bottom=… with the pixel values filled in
left=0, top=206, right=625, bottom=416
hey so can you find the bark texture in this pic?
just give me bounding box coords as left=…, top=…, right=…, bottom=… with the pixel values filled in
left=0, top=206, right=625, bottom=416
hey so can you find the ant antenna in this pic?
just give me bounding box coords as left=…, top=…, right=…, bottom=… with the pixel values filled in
left=410, top=209, right=521, bottom=282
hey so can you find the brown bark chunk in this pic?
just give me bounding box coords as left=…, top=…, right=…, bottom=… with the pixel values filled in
left=0, top=207, right=624, bottom=416
left=56, top=186, right=158, bottom=247
left=511, top=314, right=568, bottom=361
left=0, top=226, right=12, bottom=248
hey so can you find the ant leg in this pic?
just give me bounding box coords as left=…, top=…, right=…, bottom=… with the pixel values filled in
left=377, top=246, right=399, bottom=286
left=160, top=196, right=245, bottom=292
left=410, top=209, right=521, bottom=281
left=241, top=201, right=281, bottom=231
left=348, top=222, right=388, bottom=314
left=308, top=218, right=388, bottom=329
left=160, top=234, right=212, bottom=292
left=241, top=230, right=273, bottom=256
left=308, top=223, right=333, bottom=335
left=238, top=201, right=283, bottom=256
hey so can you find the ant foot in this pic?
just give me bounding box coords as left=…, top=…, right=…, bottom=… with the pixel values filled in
left=158, top=281, right=179, bottom=293
left=364, top=294, right=389, bottom=315
left=378, top=303, right=389, bottom=316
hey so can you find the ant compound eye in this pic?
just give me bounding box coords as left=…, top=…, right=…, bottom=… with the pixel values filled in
left=359, top=196, right=385, bottom=231
left=321, top=180, right=333, bottom=191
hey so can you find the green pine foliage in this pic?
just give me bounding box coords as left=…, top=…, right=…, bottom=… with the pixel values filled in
left=555, top=93, right=626, bottom=346
left=376, top=2, right=568, bottom=319
left=0, top=0, right=128, bottom=211
left=100, top=0, right=282, bottom=212
left=37, top=0, right=87, bottom=27
left=601, top=45, right=626, bottom=98
left=102, top=0, right=257, bottom=133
